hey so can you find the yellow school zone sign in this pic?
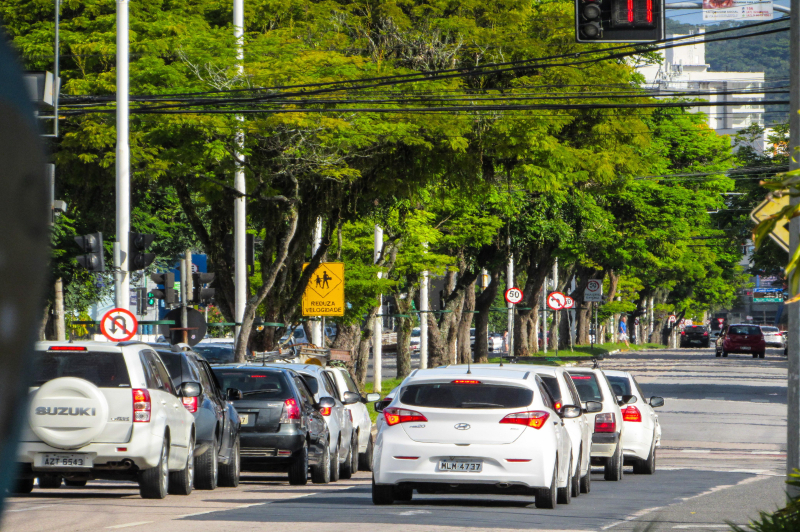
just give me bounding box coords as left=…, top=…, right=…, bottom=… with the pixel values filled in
left=302, top=262, right=345, bottom=316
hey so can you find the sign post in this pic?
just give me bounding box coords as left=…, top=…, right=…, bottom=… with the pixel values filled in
left=504, top=288, right=523, bottom=357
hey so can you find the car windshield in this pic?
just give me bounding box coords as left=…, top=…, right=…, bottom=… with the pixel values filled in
left=540, top=376, right=562, bottom=404
left=212, top=369, right=292, bottom=399
left=606, top=375, right=632, bottom=397
left=762, top=327, right=780, bottom=333
left=399, top=383, right=533, bottom=409
left=33, top=350, right=131, bottom=388
left=729, top=326, right=761, bottom=335
left=411, top=329, right=421, bottom=337
left=568, top=372, right=603, bottom=402
left=192, top=344, right=235, bottom=364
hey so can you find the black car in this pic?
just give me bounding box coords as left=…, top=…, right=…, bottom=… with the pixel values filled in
left=211, top=365, right=333, bottom=485
left=193, top=343, right=236, bottom=364
left=156, top=347, right=241, bottom=489
left=680, top=325, right=710, bottom=348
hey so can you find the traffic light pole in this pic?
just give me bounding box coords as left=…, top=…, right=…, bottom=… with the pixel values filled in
left=114, top=0, right=130, bottom=309
left=233, top=0, right=247, bottom=344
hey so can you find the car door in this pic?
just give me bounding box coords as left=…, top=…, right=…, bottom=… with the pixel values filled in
left=338, top=369, right=371, bottom=447
left=322, top=371, right=348, bottom=461
left=537, top=379, right=569, bottom=483
left=195, top=358, right=227, bottom=453
left=146, top=351, right=188, bottom=466
left=563, top=373, right=590, bottom=474
left=631, top=375, right=658, bottom=444
left=200, top=359, right=234, bottom=455
left=294, top=375, right=325, bottom=446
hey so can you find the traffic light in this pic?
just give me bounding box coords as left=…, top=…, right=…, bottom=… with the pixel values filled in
left=575, top=0, right=664, bottom=43
left=136, top=287, right=149, bottom=315
left=129, top=232, right=156, bottom=271
left=192, top=272, right=215, bottom=303
left=74, top=232, right=105, bottom=272
left=149, top=272, right=178, bottom=306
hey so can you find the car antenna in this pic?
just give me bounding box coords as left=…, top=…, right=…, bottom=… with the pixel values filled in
left=467, top=351, right=472, bottom=374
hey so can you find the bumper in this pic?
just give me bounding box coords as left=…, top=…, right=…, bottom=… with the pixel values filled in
left=590, top=432, right=619, bottom=458
left=621, top=424, right=651, bottom=461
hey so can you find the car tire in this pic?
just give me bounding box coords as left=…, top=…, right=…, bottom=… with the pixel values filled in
left=752, top=352, right=758, bottom=358
left=218, top=435, right=240, bottom=488
left=394, top=486, right=413, bottom=502
left=641, top=444, right=657, bottom=475
left=340, top=435, right=356, bottom=480
left=312, top=443, right=331, bottom=484
left=358, top=433, right=374, bottom=472
left=330, top=440, right=341, bottom=482
left=139, top=439, right=169, bottom=499
left=570, top=455, right=581, bottom=498
left=703, top=342, right=710, bottom=348
left=350, top=433, right=359, bottom=475
left=716, top=350, right=721, bottom=357
left=604, top=443, right=623, bottom=481
left=535, top=462, right=558, bottom=509
left=722, top=351, right=728, bottom=357
left=168, top=436, right=195, bottom=495
left=195, top=434, right=219, bottom=490
left=579, top=469, right=591, bottom=494
left=64, top=479, right=87, bottom=487
left=37, top=475, right=62, bottom=489
left=557, top=458, right=572, bottom=504
left=13, top=478, right=34, bottom=494
left=372, top=477, right=394, bottom=505
left=759, top=351, right=766, bottom=359
left=288, top=442, right=309, bottom=486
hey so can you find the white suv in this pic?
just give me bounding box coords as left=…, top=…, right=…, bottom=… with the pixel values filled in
left=14, top=342, right=197, bottom=499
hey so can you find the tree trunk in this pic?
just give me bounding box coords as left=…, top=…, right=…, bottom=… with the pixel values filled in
left=514, top=251, right=554, bottom=357
left=474, top=269, right=500, bottom=363
left=394, top=284, right=417, bottom=380
left=457, top=278, right=476, bottom=364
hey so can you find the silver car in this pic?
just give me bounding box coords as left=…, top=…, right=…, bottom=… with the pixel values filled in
left=760, top=326, right=785, bottom=348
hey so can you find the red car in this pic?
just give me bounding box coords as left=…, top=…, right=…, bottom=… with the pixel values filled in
left=715, top=324, right=766, bottom=359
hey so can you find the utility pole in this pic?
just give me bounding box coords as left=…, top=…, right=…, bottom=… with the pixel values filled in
left=420, top=269, right=429, bottom=369
left=553, top=259, right=558, bottom=352
left=310, top=217, right=323, bottom=347
left=180, top=255, right=188, bottom=344
left=114, top=0, right=130, bottom=309
left=542, top=274, right=547, bottom=354
left=373, top=225, right=383, bottom=393
left=233, top=0, right=246, bottom=343
left=507, top=245, right=514, bottom=357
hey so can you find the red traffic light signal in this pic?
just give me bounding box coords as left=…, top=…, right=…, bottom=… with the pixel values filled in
left=576, top=0, right=664, bottom=43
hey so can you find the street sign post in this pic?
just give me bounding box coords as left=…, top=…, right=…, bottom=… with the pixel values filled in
left=585, top=279, right=603, bottom=302
left=100, top=308, right=138, bottom=342
left=302, top=262, right=345, bottom=316
left=547, top=291, right=567, bottom=310
left=751, top=194, right=790, bottom=252
left=504, top=287, right=524, bottom=305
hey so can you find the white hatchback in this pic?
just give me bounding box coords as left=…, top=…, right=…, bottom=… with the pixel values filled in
left=372, top=368, right=580, bottom=509
left=326, top=367, right=380, bottom=471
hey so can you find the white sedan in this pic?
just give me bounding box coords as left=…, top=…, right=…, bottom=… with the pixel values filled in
left=372, top=368, right=580, bottom=508
left=603, top=370, right=663, bottom=474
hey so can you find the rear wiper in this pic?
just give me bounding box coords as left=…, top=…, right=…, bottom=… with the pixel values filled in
left=459, top=402, right=504, bottom=408
left=240, top=391, right=277, bottom=397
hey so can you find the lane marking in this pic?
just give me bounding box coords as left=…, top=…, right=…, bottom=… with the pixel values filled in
left=107, top=522, right=153, bottom=529
left=6, top=504, right=63, bottom=513
left=176, top=492, right=318, bottom=519
left=601, top=506, right=664, bottom=530
left=680, top=449, right=712, bottom=453
left=673, top=526, right=737, bottom=529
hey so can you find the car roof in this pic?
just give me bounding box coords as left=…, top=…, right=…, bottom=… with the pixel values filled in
left=210, top=364, right=292, bottom=374
left=445, top=363, right=561, bottom=376
left=406, top=367, right=536, bottom=384
left=35, top=341, right=150, bottom=352
left=263, top=363, right=325, bottom=375
left=601, top=369, right=630, bottom=378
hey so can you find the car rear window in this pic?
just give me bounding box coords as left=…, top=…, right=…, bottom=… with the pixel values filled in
left=606, top=376, right=632, bottom=397
left=192, top=345, right=235, bottom=364
left=539, top=376, right=562, bottom=404
left=212, top=369, right=292, bottom=400
left=729, top=326, right=761, bottom=335
left=761, top=327, right=780, bottom=333
left=399, top=383, right=533, bottom=409
left=685, top=326, right=706, bottom=332
left=568, top=372, right=603, bottom=402
left=33, top=351, right=131, bottom=388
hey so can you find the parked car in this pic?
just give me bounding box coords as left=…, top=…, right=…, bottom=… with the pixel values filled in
left=680, top=325, right=710, bottom=348
left=603, top=370, right=664, bottom=474
left=568, top=368, right=626, bottom=481
left=715, top=324, right=767, bottom=358
left=410, top=328, right=421, bottom=352
left=156, top=346, right=241, bottom=489
left=760, top=326, right=785, bottom=348
left=264, top=363, right=357, bottom=483
left=211, top=365, right=332, bottom=484
left=372, top=368, right=581, bottom=508
left=15, top=342, right=197, bottom=499
left=488, top=332, right=504, bottom=352
left=326, top=367, right=381, bottom=472
left=192, top=342, right=236, bottom=365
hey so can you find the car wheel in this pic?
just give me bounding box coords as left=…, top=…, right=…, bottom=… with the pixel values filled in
left=168, top=435, right=195, bottom=495
left=13, top=478, right=34, bottom=494
left=535, top=462, right=558, bottom=509
left=722, top=351, right=728, bottom=357
left=570, top=454, right=581, bottom=498
left=37, top=475, right=62, bottom=489
left=340, top=435, right=356, bottom=480
left=330, top=440, right=341, bottom=482
left=139, top=439, right=169, bottom=499
left=195, top=434, right=219, bottom=490
left=394, top=486, right=413, bottom=502
left=359, top=433, right=374, bottom=472
left=64, top=479, right=87, bottom=488
left=557, top=458, right=572, bottom=504
left=218, top=435, right=241, bottom=488
left=752, top=352, right=758, bottom=358
left=372, top=477, right=394, bottom=505
left=716, top=351, right=721, bottom=357
left=312, top=442, right=331, bottom=484
left=350, top=433, right=359, bottom=475
left=288, top=441, right=309, bottom=486
left=604, top=443, right=623, bottom=481
left=579, top=469, right=591, bottom=494
left=759, top=351, right=766, bottom=359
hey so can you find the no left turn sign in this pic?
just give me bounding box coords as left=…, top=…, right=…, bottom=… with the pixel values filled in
left=100, top=308, right=138, bottom=342
left=547, top=291, right=567, bottom=310
left=504, top=287, right=523, bottom=305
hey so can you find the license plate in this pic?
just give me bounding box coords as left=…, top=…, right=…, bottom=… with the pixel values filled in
left=741, top=346, right=751, bottom=350
left=39, top=453, right=91, bottom=468
left=438, top=460, right=482, bottom=472
left=239, top=414, right=250, bottom=425
left=691, top=340, right=700, bottom=344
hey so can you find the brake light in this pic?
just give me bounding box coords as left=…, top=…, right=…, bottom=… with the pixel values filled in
left=570, top=375, right=591, bottom=380
left=49, top=346, right=87, bottom=351
left=681, top=331, right=685, bottom=336
left=133, top=389, right=151, bottom=422
left=279, top=398, right=301, bottom=423
left=621, top=406, right=641, bottom=422
left=595, top=412, right=616, bottom=433
left=320, top=406, right=332, bottom=416
left=703, top=332, right=709, bottom=337
left=452, top=380, right=481, bottom=384
left=383, top=407, right=427, bottom=426
left=500, top=411, right=550, bottom=429
left=348, top=410, right=353, bottom=423
left=182, top=396, right=198, bottom=413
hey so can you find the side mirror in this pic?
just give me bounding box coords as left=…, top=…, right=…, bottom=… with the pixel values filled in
left=342, top=391, right=361, bottom=405
left=226, top=388, right=243, bottom=401
left=584, top=401, right=602, bottom=414
left=181, top=381, right=202, bottom=398
left=558, top=405, right=582, bottom=419
left=374, top=399, right=391, bottom=413
left=649, top=396, right=665, bottom=408
left=364, top=393, right=381, bottom=403
left=317, top=396, right=335, bottom=410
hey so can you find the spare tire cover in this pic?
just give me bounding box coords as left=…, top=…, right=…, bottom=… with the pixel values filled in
left=29, top=377, right=110, bottom=449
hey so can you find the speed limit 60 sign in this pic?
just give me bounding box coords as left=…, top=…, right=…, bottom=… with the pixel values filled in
left=505, top=287, right=523, bottom=305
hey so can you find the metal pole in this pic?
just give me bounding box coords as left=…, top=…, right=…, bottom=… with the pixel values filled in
left=542, top=278, right=547, bottom=354
left=310, top=217, right=323, bottom=347
left=789, top=0, right=800, bottom=496
left=373, top=225, right=383, bottom=393
left=180, top=257, right=188, bottom=344
left=114, top=0, right=130, bottom=309
left=420, top=269, right=429, bottom=369
left=233, top=0, right=246, bottom=342
left=53, top=0, right=59, bottom=138
left=553, top=260, right=558, bottom=354
left=507, top=245, right=514, bottom=356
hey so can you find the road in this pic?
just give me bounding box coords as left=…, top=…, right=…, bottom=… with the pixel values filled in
left=2, top=347, right=789, bottom=532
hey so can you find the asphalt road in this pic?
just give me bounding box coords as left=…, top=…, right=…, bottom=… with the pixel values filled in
left=2, top=346, right=789, bottom=532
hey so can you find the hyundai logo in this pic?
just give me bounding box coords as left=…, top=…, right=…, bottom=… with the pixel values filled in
left=454, top=423, right=471, bottom=430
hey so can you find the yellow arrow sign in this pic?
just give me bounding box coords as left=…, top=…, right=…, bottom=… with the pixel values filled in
left=302, top=262, right=345, bottom=316
left=750, top=195, right=790, bottom=252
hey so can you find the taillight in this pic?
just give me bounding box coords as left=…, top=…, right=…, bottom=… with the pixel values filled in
left=48, top=346, right=87, bottom=351
left=622, top=406, right=641, bottom=422
left=500, top=411, right=550, bottom=429
left=182, top=396, right=198, bottom=414
left=703, top=332, right=709, bottom=337
left=452, top=380, right=481, bottom=384
left=383, top=407, right=427, bottom=426
left=133, top=389, right=151, bottom=423
left=279, top=398, right=301, bottom=423
left=320, top=406, right=332, bottom=416
left=348, top=410, right=353, bottom=423
left=595, top=412, right=616, bottom=433
left=680, top=331, right=685, bottom=336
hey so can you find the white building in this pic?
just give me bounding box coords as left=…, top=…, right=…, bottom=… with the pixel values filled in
left=637, top=29, right=765, bottom=146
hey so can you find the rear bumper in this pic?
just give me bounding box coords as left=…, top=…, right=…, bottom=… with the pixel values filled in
left=239, top=427, right=307, bottom=470
left=590, top=432, right=619, bottom=458
left=621, top=424, right=651, bottom=461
